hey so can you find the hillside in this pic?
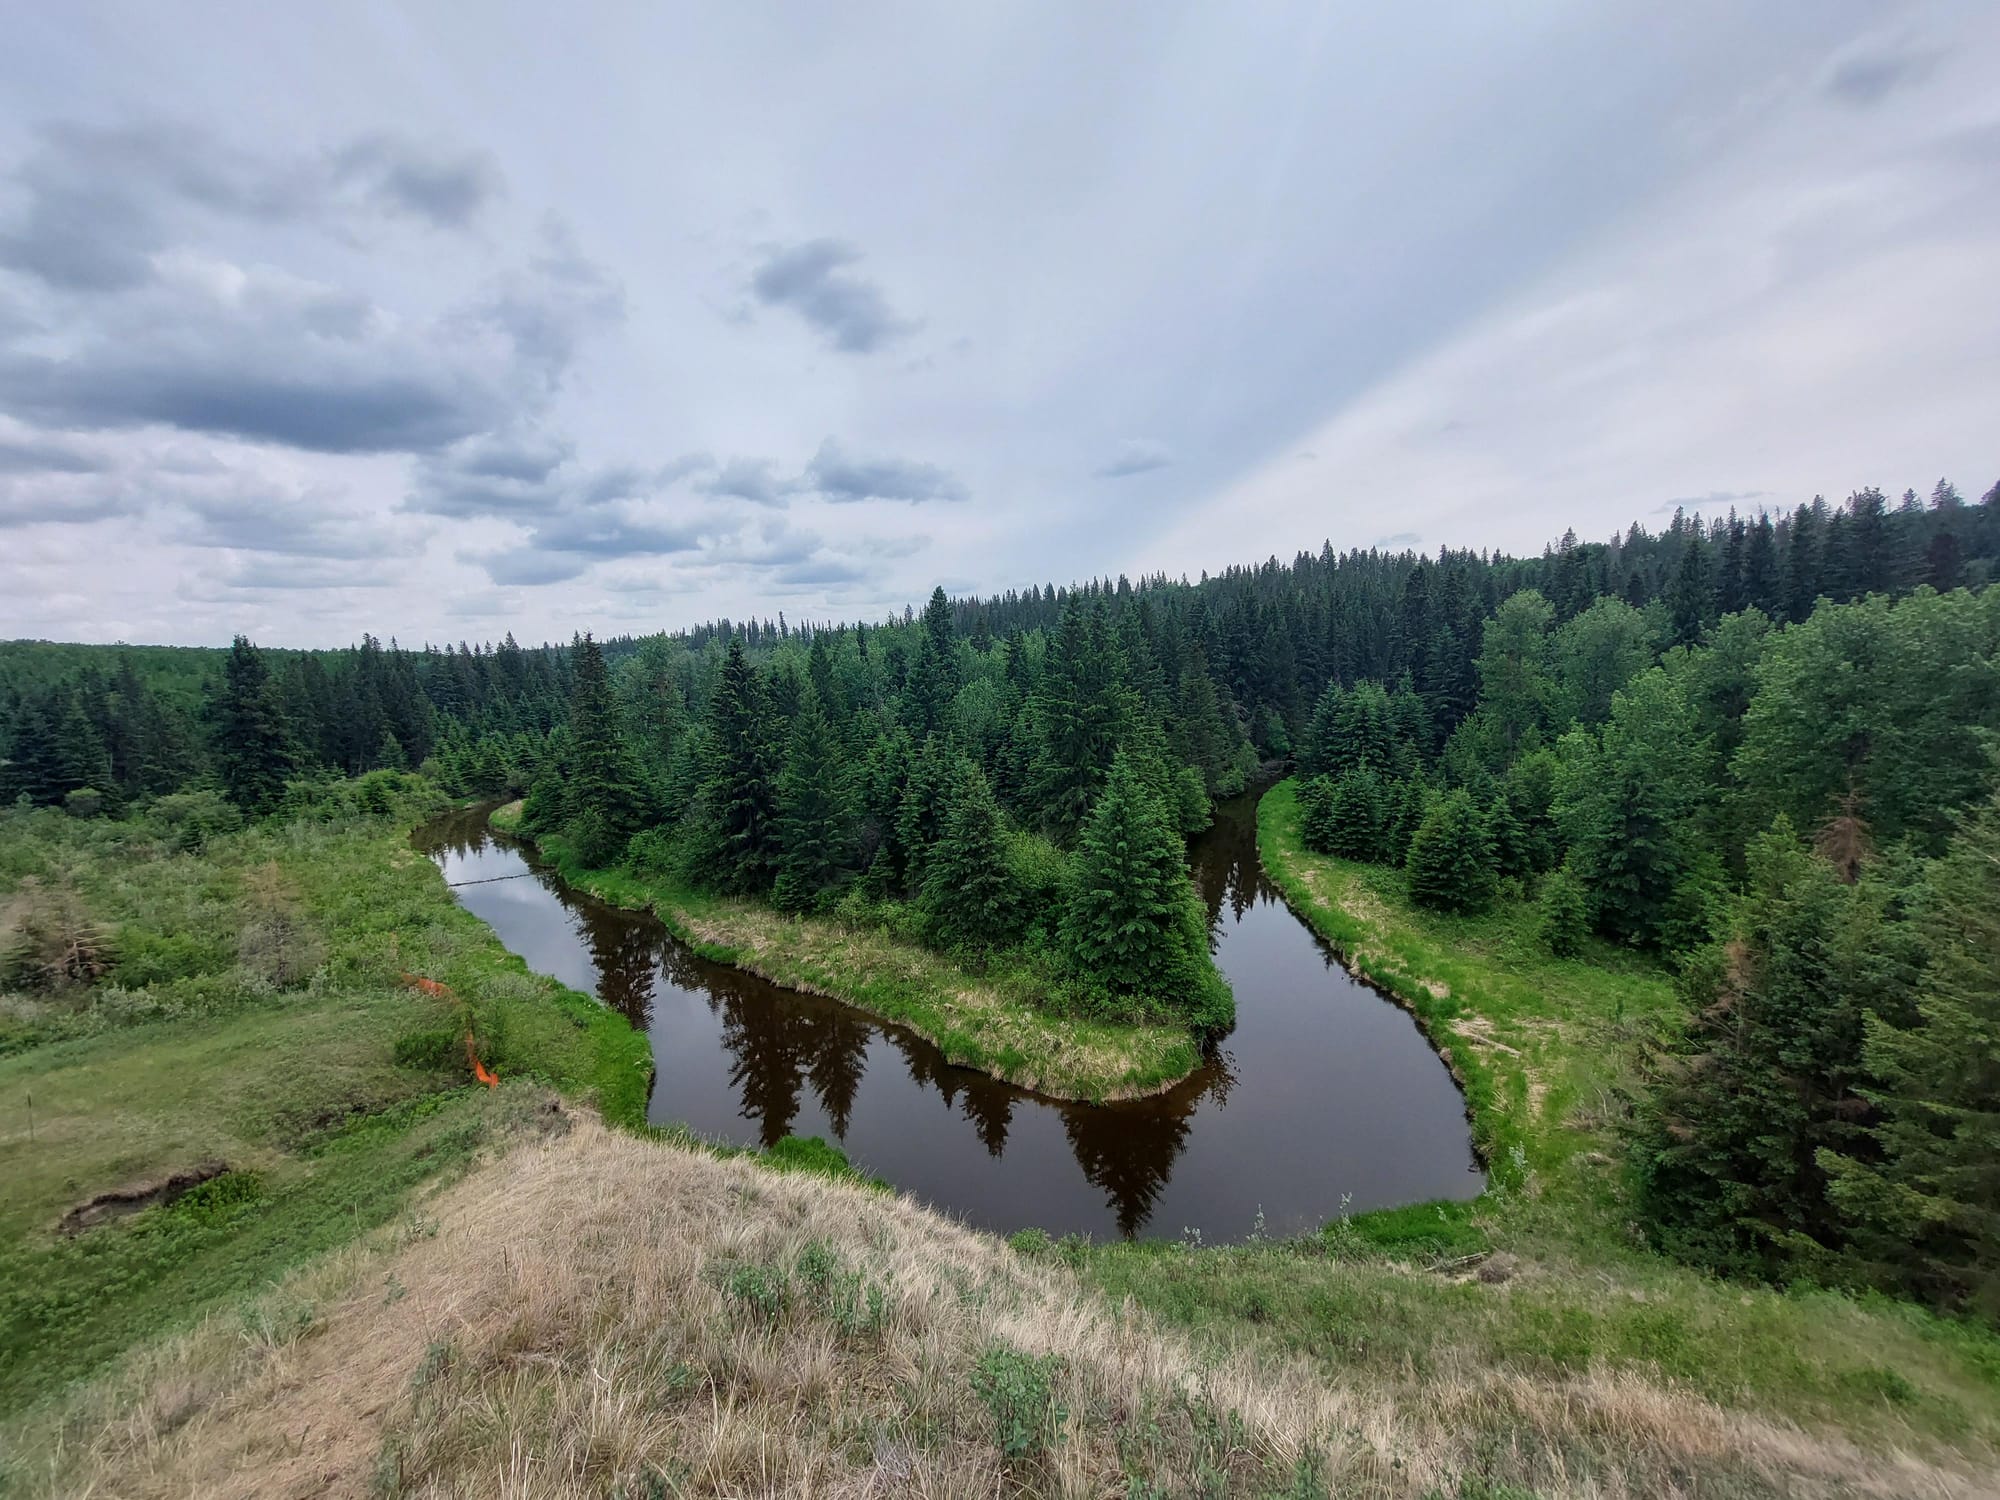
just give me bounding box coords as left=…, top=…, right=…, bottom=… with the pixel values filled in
left=14, top=1111, right=1992, bottom=1500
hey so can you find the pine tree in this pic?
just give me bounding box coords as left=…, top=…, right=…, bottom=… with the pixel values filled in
left=1404, top=789, right=1497, bottom=914
left=1633, top=825, right=1906, bottom=1278
left=1061, top=751, right=1224, bottom=1026
left=1743, top=512, right=1780, bottom=616
left=210, top=636, right=295, bottom=813
left=773, top=685, right=849, bottom=911
left=896, top=736, right=954, bottom=896
left=1667, top=535, right=1715, bottom=647
left=703, top=637, right=781, bottom=894
left=1303, top=767, right=1391, bottom=863
left=1823, top=790, right=2000, bottom=1318
left=562, top=633, right=647, bottom=866
left=919, top=760, right=1025, bottom=950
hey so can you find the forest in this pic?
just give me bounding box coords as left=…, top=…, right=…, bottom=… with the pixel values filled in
left=5, top=478, right=2000, bottom=1324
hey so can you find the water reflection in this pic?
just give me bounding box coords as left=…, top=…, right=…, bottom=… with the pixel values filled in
left=420, top=787, right=1481, bottom=1241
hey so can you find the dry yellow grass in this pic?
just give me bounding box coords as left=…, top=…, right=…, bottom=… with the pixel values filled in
left=13, top=1112, right=1997, bottom=1499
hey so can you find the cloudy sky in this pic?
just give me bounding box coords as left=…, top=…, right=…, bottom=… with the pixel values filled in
left=2, top=2, right=1996, bottom=647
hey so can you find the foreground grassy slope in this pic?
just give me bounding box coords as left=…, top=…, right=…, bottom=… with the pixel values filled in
left=0, top=802, right=650, bottom=1411
left=17, top=1114, right=1997, bottom=1500
left=491, top=800, right=1200, bottom=1103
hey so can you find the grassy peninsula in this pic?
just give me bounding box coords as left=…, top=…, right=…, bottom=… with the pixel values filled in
left=490, top=799, right=1202, bottom=1102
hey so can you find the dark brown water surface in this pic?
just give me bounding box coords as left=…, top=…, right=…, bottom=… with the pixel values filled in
left=418, top=786, right=1482, bottom=1241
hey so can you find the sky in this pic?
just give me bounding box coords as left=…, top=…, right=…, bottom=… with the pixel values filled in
left=1, top=2, right=1996, bottom=648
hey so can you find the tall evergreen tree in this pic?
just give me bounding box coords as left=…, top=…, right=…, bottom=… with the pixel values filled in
left=773, top=684, right=849, bottom=911
left=1060, top=751, right=1226, bottom=1026
left=209, top=636, right=295, bottom=813
left=1404, top=789, right=1497, bottom=914
left=1824, top=789, right=2000, bottom=1318
left=703, top=637, right=781, bottom=893
left=919, top=760, right=1025, bottom=950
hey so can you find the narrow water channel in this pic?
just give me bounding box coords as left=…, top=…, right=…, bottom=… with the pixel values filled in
left=419, top=785, right=1482, bottom=1241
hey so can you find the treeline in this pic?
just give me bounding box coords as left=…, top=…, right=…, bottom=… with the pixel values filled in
left=518, top=592, right=1238, bottom=1030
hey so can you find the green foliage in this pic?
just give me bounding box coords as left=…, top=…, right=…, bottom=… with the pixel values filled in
left=970, top=1343, right=1067, bottom=1460
left=773, top=685, right=852, bottom=912
left=1536, top=865, right=1589, bottom=958
left=1553, top=666, right=1709, bottom=949
left=1632, top=823, right=1911, bottom=1279
left=1404, top=789, right=1497, bottom=915
left=1300, top=767, right=1394, bottom=863
left=1061, top=752, right=1232, bottom=1029
left=919, top=760, right=1027, bottom=951
left=1735, top=588, right=2000, bottom=853
left=1823, top=788, right=2000, bottom=1320
left=209, top=636, right=296, bottom=813
left=701, top=638, right=782, bottom=895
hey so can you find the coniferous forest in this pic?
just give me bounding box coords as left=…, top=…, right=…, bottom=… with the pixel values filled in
left=6, top=480, right=2000, bottom=1324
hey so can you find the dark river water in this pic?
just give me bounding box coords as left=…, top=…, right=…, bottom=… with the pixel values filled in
left=418, top=786, right=1482, bottom=1241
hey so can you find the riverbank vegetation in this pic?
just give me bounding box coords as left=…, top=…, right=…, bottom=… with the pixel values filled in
left=0, top=780, right=650, bottom=1415
left=492, top=801, right=1202, bottom=1102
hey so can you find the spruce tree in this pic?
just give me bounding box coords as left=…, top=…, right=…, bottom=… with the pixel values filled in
left=703, top=637, right=781, bottom=894
left=1823, top=790, right=2000, bottom=1317
left=564, top=633, right=647, bottom=866
left=1537, top=864, right=1590, bottom=957
left=919, top=760, right=1025, bottom=950
left=773, top=684, right=849, bottom=911
left=210, top=636, right=295, bottom=813
left=1060, top=751, right=1222, bottom=1024
left=1633, top=824, right=1905, bottom=1277
left=1404, top=789, right=1497, bottom=914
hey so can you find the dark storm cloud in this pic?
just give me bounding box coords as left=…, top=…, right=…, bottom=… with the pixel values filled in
left=747, top=239, right=918, bottom=353
left=1093, top=439, right=1174, bottom=479
left=799, top=438, right=966, bottom=504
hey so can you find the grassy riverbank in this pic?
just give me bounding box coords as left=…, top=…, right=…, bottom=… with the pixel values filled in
left=0, top=796, right=651, bottom=1415
left=1130, top=777, right=2000, bottom=1472
left=489, top=800, right=1202, bottom=1103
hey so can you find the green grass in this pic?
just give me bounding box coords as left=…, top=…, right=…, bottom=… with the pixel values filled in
left=0, top=799, right=651, bottom=1414
left=1256, top=777, right=1678, bottom=1205
left=494, top=803, right=1202, bottom=1103
left=1061, top=777, right=2000, bottom=1453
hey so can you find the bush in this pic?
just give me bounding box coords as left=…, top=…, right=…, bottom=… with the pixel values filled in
left=145, top=790, right=242, bottom=851
left=1537, top=865, right=1590, bottom=957
left=970, top=1343, right=1067, bottom=1460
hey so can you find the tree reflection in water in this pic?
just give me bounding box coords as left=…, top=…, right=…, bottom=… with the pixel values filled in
left=428, top=803, right=1251, bottom=1237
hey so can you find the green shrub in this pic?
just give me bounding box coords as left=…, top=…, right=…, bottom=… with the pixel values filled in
left=971, top=1343, right=1067, bottom=1460
left=392, top=1028, right=462, bottom=1071
left=144, top=789, right=242, bottom=850
left=1537, top=866, right=1590, bottom=958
